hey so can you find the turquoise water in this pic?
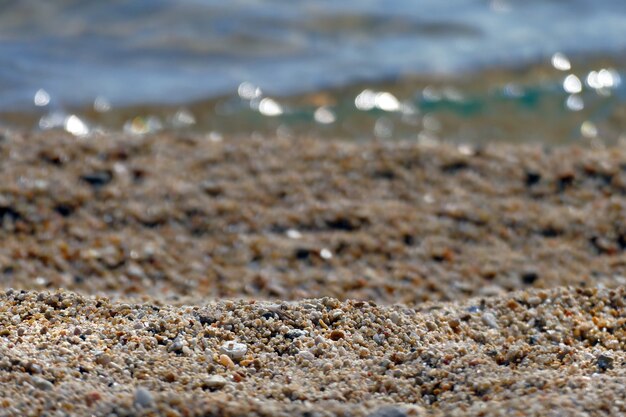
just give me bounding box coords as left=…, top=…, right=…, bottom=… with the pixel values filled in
left=1, top=0, right=626, bottom=142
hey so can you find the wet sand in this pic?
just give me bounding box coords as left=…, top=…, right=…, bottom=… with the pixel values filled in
left=0, top=129, right=625, bottom=416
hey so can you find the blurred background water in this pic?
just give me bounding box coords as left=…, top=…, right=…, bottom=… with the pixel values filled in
left=1, top=0, right=626, bottom=143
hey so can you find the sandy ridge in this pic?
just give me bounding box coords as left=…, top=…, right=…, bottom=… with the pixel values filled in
left=0, top=286, right=624, bottom=416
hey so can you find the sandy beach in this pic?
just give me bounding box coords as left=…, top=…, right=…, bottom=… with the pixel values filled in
left=0, top=129, right=625, bottom=416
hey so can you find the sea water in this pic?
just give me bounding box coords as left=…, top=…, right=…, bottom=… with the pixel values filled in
left=1, top=0, right=625, bottom=143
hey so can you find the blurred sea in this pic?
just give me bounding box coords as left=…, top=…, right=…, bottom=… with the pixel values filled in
left=1, top=0, right=626, bottom=143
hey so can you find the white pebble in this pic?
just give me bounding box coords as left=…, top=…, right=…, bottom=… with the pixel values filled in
left=482, top=312, right=499, bottom=329
left=298, top=350, right=315, bottom=361
left=219, top=341, right=247, bottom=360
left=205, top=375, right=227, bottom=389
left=390, top=312, right=401, bottom=325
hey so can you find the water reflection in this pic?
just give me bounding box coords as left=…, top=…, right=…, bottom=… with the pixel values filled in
left=94, top=97, right=111, bottom=113
left=64, top=115, right=89, bottom=137
left=551, top=53, right=571, bottom=71
left=34, top=89, right=50, bottom=107
left=257, top=98, right=283, bottom=117
left=124, top=116, right=162, bottom=135
left=565, top=95, right=584, bottom=112
left=586, top=69, right=621, bottom=90
left=2, top=55, right=626, bottom=145
left=313, top=107, right=336, bottom=124
left=563, top=75, right=582, bottom=94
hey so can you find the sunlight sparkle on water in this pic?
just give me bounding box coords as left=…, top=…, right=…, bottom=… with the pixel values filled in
left=581, top=121, right=598, bottom=138
left=64, top=115, right=89, bottom=137
left=238, top=82, right=262, bottom=100
left=258, top=98, right=283, bottom=116
left=94, top=96, right=111, bottom=112
left=565, top=95, right=584, bottom=111
left=171, top=109, right=196, bottom=127
left=355, top=89, right=377, bottom=111
left=314, top=107, right=336, bottom=124
left=586, top=69, right=621, bottom=90
left=124, top=116, right=163, bottom=135
left=563, top=74, right=582, bottom=94
left=551, top=53, right=571, bottom=71
left=34, top=89, right=50, bottom=107
left=375, top=92, right=400, bottom=112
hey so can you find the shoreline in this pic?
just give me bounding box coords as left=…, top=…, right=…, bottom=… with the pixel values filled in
left=0, top=130, right=625, bottom=415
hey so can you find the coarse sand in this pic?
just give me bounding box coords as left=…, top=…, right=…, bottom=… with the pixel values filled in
left=0, top=129, right=624, bottom=416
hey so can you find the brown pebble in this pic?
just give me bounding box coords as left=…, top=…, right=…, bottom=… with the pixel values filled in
left=84, top=391, right=102, bottom=407
left=329, top=330, right=345, bottom=341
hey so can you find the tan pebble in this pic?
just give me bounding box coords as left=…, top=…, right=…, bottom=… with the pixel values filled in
left=239, top=359, right=254, bottom=367
left=219, top=354, right=235, bottom=369
left=94, top=354, right=112, bottom=366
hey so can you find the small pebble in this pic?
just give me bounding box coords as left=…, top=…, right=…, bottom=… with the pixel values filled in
left=219, top=342, right=247, bottom=360
left=95, top=353, right=112, bottom=366
left=285, top=329, right=308, bottom=339
left=167, top=336, right=184, bottom=353
left=481, top=312, right=499, bottom=329
left=205, top=375, right=227, bottom=390
left=390, top=312, right=401, bottom=325
left=31, top=376, right=53, bottom=391
left=134, top=387, right=154, bottom=408
left=219, top=354, right=235, bottom=369
left=597, top=354, right=614, bottom=372
left=329, top=330, right=345, bottom=341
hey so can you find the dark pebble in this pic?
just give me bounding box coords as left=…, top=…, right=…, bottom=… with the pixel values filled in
left=521, top=271, right=539, bottom=285
left=80, top=171, right=113, bottom=188
left=597, top=354, right=614, bottom=371
left=525, top=171, right=541, bottom=187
